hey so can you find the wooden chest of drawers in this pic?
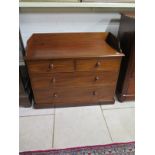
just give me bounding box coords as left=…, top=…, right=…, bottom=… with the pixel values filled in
left=25, top=32, right=124, bottom=108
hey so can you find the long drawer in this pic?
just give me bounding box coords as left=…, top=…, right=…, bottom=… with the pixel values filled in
left=33, top=85, right=115, bottom=105
left=30, top=71, right=118, bottom=90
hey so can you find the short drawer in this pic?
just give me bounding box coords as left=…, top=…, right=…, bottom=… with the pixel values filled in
left=30, top=71, right=118, bottom=90
left=76, top=58, right=121, bottom=72
left=27, top=60, right=74, bottom=73
left=34, top=85, right=115, bottom=105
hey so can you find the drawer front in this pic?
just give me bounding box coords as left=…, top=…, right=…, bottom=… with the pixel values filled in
left=33, top=90, right=52, bottom=104
left=28, top=60, right=74, bottom=73
left=30, top=75, right=51, bottom=90
left=33, top=85, right=115, bottom=104
left=30, top=71, right=118, bottom=90
left=76, top=58, right=121, bottom=72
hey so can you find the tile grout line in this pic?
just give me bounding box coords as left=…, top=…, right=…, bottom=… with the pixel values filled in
left=19, top=114, right=55, bottom=117
left=102, top=107, right=135, bottom=111
left=99, top=105, right=113, bottom=142
left=52, top=108, right=56, bottom=148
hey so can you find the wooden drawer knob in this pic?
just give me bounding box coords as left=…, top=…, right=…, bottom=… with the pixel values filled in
left=95, top=76, right=99, bottom=81
left=51, top=77, right=56, bottom=83
left=93, top=91, right=97, bottom=96
left=49, top=63, right=54, bottom=69
left=96, top=61, right=101, bottom=67
left=53, top=93, right=58, bottom=98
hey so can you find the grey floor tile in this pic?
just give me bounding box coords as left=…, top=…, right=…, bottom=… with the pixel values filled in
left=101, top=100, right=135, bottom=110
left=103, top=108, right=135, bottom=142
left=19, top=107, right=54, bottom=117
left=19, top=115, right=54, bottom=152
left=54, top=105, right=112, bottom=148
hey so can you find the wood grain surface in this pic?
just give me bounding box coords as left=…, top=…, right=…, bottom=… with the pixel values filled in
left=26, top=32, right=123, bottom=107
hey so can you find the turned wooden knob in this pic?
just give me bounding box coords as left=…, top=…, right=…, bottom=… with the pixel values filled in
left=95, top=76, right=99, bottom=81
left=49, top=63, right=54, bottom=69
left=93, top=91, right=97, bottom=96
left=96, top=61, right=101, bottom=67
left=53, top=93, right=58, bottom=98
left=51, top=77, right=56, bottom=83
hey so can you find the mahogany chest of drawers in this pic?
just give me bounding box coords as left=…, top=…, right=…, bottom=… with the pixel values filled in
left=25, top=32, right=124, bottom=108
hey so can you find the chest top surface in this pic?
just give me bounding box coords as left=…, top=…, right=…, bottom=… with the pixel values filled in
left=26, top=32, right=123, bottom=60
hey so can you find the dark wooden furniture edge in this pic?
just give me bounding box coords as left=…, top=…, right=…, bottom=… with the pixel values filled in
left=116, top=14, right=135, bottom=102
left=19, top=30, right=33, bottom=107
left=117, top=93, right=135, bottom=102
left=105, top=32, right=122, bottom=53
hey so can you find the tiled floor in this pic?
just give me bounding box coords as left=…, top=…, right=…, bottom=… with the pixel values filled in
left=19, top=101, right=135, bottom=152
left=19, top=115, right=54, bottom=151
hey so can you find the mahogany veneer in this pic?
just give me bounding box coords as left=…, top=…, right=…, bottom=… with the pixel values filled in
left=26, top=32, right=124, bottom=108
left=116, top=14, right=135, bottom=102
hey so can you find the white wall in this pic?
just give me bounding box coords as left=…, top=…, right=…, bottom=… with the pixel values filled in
left=19, top=9, right=121, bottom=47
